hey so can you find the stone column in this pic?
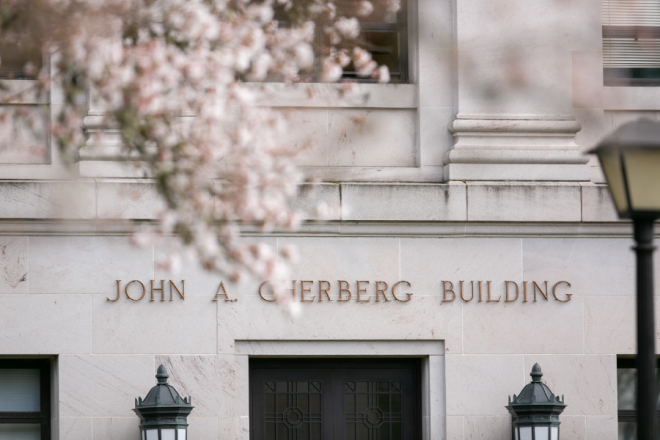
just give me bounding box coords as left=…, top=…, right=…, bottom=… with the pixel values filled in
left=444, top=0, right=590, bottom=181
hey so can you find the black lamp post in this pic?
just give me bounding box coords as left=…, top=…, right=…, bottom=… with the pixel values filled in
left=590, top=118, right=660, bottom=440
left=506, top=363, right=566, bottom=440
left=134, top=365, right=194, bottom=440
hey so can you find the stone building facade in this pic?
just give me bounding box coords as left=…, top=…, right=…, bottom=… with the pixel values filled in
left=0, top=0, right=657, bottom=439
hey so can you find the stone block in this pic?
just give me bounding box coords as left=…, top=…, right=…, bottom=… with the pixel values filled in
left=290, top=183, right=340, bottom=221
left=462, top=295, right=584, bottom=354
left=0, top=295, right=91, bottom=354
left=574, top=109, right=607, bottom=154
left=604, top=88, right=660, bottom=111
left=419, top=107, right=456, bottom=167
left=96, top=180, right=165, bottom=220
left=29, top=236, right=153, bottom=294
left=467, top=182, right=582, bottom=222
left=0, top=106, right=49, bottom=164
left=153, top=237, right=276, bottom=298
left=401, top=237, right=523, bottom=298
left=572, top=51, right=603, bottom=109
left=446, top=416, right=464, bottom=440
left=571, top=0, right=603, bottom=51
left=220, top=295, right=462, bottom=354
left=92, top=295, right=217, bottom=354
left=155, top=356, right=235, bottom=417
left=523, top=238, right=634, bottom=296
left=580, top=183, right=619, bottom=222
left=464, top=416, right=510, bottom=440
left=0, top=180, right=95, bottom=219
left=279, top=108, right=328, bottom=167
left=327, top=109, right=416, bottom=167
left=419, top=50, right=454, bottom=108
left=523, top=355, right=617, bottom=415
left=0, top=236, right=28, bottom=293
left=59, top=355, right=154, bottom=417
left=59, top=418, right=92, bottom=440
left=559, top=416, right=587, bottom=440
left=342, top=183, right=466, bottom=221
left=92, top=418, right=140, bottom=440
left=446, top=355, right=525, bottom=416
left=188, top=417, right=219, bottom=440
left=285, top=236, right=399, bottom=285
left=584, top=296, right=640, bottom=354
left=586, top=415, right=617, bottom=440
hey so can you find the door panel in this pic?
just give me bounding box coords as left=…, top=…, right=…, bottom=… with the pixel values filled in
left=250, top=359, right=421, bottom=440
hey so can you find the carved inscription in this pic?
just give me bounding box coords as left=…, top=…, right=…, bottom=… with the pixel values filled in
left=441, top=280, right=572, bottom=303
left=258, top=280, right=413, bottom=303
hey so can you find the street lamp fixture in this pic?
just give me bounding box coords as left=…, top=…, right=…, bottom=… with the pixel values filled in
left=590, top=118, right=660, bottom=440
left=506, top=363, right=566, bottom=440
left=134, top=365, right=194, bottom=440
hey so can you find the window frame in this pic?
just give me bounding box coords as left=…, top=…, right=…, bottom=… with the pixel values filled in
left=0, top=359, right=51, bottom=440
left=616, top=357, right=660, bottom=436
left=602, top=25, right=660, bottom=87
left=249, top=357, right=422, bottom=440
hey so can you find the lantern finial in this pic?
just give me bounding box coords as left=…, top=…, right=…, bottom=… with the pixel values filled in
left=156, top=364, right=169, bottom=384
left=530, top=363, right=543, bottom=382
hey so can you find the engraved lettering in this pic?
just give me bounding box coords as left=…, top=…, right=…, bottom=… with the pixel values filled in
left=301, top=280, right=315, bottom=302
left=375, top=281, right=390, bottom=302
left=533, top=281, right=549, bottom=302
left=392, top=281, right=412, bottom=302
left=338, top=280, right=352, bottom=301
left=505, top=281, right=519, bottom=302
left=442, top=281, right=456, bottom=302
left=523, top=281, right=529, bottom=302
left=125, top=280, right=146, bottom=301
left=552, top=281, right=572, bottom=302
left=258, top=281, right=276, bottom=302
left=170, top=280, right=185, bottom=301
left=460, top=281, right=473, bottom=302
left=486, top=280, right=500, bottom=302
left=318, top=280, right=332, bottom=301
left=356, top=281, right=370, bottom=302
left=151, top=279, right=165, bottom=302
left=108, top=280, right=121, bottom=302
left=213, top=281, right=231, bottom=302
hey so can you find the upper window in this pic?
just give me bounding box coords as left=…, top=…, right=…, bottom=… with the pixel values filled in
left=249, top=358, right=421, bottom=440
left=616, top=357, right=660, bottom=440
left=0, top=359, right=51, bottom=440
left=274, top=1, right=408, bottom=83
left=602, top=0, right=660, bottom=86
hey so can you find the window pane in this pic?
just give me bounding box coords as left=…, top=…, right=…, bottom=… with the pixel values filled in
left=616, top=367, right=660, bottom=409
left=618, top=421, right=636, bottom=440
left=0, top=424, right=40, bottom=440
left=618, top=368, right=637, bottom=410
left=0, top=369, right=40, bottom=412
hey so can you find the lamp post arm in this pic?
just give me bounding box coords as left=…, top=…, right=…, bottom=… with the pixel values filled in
left=634, top=218, right=658, bottom=440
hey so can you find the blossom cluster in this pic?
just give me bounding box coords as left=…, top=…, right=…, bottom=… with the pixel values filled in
left=0, top=0, right=398, bottom=313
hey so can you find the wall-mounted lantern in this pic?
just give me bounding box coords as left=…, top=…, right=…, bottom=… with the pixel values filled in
left=134, top=364, right=194, bottom=440
left=506, top=363, right=566, bottom=440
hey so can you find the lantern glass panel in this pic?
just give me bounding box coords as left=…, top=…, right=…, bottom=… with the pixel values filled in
left=534, top=426, right=549, bottom=440
left=146, top=429, right=159, bottom=440
left=519, top=426, right=532, bottom=440
left=161, top=429, right=175, bottom=440
left=178, top=429, right=186, bottom=440
left=551, top=426, right=558, bottom=440
left=599, top=151, right=629, bottom=214
left=622, top=149, right=660, bottom=212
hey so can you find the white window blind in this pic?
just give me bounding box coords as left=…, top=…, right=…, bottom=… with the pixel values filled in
left=0, top=369, right=40, bottom=412
left=603, top=0, right=660, bottom=69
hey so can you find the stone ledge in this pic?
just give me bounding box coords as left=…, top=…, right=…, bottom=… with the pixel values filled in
left=0, top=180, right=620, bottom=223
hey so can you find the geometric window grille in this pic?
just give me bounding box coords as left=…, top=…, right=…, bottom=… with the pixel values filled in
left=250, top=358, right=420, bottom=440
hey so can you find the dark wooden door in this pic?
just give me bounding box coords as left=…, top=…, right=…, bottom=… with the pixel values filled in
left=250, top=359, right=421, bottom=440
